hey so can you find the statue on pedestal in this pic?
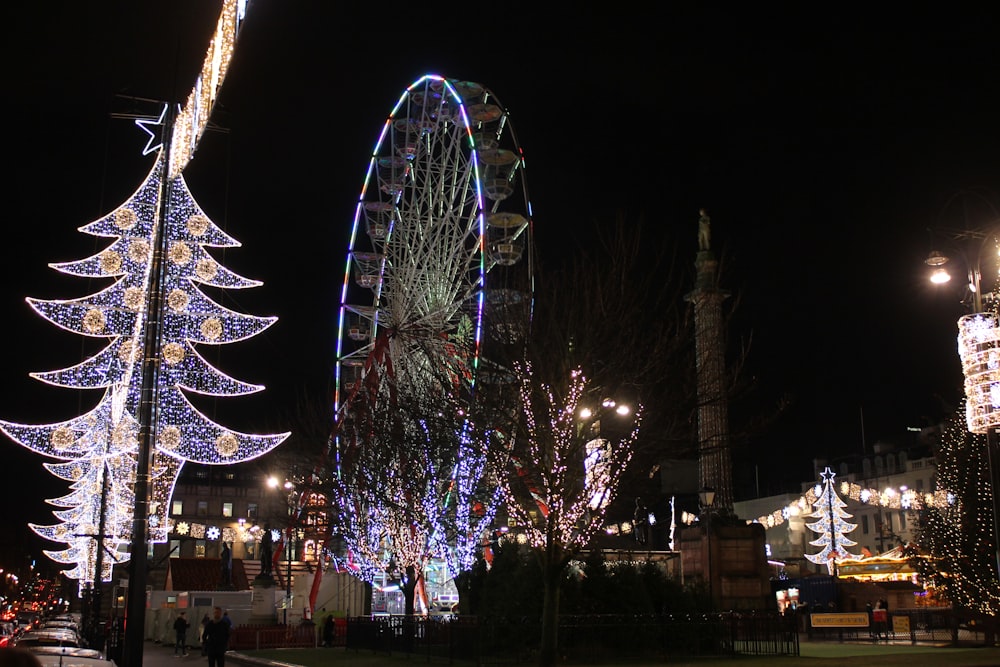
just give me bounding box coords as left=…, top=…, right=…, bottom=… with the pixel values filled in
left=633, top=497, right=648, bottom=545
left=698, top=209, right=711, bottom=251
left=258, top=524, right=274, bottom=580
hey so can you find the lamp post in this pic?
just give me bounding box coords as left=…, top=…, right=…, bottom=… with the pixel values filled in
left=926, top=192, right=1000, bottom=583
left=268, top=475, right=297, bottom=626
left=699, top=486, right=716, bottom=608
left=579, top=396, right=634, bottom=517
left=284, top=521, right=293, bottom=627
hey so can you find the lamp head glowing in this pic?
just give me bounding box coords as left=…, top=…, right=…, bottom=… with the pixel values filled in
left=930, top=268, right=951, bottom=284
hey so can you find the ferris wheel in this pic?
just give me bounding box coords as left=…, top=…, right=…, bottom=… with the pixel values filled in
left=334, top=74, right=534, bottom=423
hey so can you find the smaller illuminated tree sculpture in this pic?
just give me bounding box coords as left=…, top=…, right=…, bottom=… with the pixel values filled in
left=805, top=466, right=863, bottom=574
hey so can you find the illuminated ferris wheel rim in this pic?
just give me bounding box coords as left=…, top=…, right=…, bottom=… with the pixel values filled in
left=334, top=73, right=534, bottom=418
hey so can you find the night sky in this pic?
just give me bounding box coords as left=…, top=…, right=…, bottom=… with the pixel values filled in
left=2, top=2, right=999, bottom=563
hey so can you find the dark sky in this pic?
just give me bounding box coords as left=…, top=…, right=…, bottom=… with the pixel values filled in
left=2, top=2, right=999, bottom=562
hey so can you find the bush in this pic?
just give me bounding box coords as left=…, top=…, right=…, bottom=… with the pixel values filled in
left=472, top=546, right=700, bottom=617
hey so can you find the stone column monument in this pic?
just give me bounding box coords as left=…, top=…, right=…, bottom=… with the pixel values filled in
left=681, top=210, right=772, bottom=611
left=685, top=209, right=736, bottom=515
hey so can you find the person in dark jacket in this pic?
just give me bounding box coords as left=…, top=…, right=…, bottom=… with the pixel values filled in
left=322, top=614, right=335, bottom=647
left=173, top=611, right=190, bottom=656
left=200, top=613, right=211, bottom=655
left=202, top=606, right=231, bottom=667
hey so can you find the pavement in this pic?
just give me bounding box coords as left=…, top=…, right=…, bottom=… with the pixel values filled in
left=119, top=640, right=277, bottom=666
left=125, top=640, right=201, bottom=666
left=125, top=636, right=1000, bottom=667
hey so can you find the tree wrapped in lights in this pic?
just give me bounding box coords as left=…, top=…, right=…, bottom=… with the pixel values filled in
left=0, top=0, right=288, bottom=588
left=804, top=466, right=863, bottom=574
left=499, top=363, right=640, bottom=667
left=915, top=404, right=1000, bottom=616
left=331, top=357, right=503, bottom=616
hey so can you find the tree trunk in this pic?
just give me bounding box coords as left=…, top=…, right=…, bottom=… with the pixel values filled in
left=453, top=570, right=472, bottom=615
left=402, top=564, right=418, bottom=616
left=538, top=564, right=562, bottom=667
left=401, top=565, right=419, bottom=652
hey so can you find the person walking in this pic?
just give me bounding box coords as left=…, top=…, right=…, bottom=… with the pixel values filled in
left=173, top=611, right=190, bottom=656
left=200, top=613, right=211, bottom=655
left=202, top=606, right=231, bottom=667
left=322, top=614, right=335, bottom=647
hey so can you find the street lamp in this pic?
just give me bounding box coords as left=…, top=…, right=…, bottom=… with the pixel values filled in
left=699, top=486, right=716, bottom=607
left=579, top=396, right=634, bottom=514
left=927, top=193, right=1000, bottom=584
left=268, top=476, right=297, bottom=626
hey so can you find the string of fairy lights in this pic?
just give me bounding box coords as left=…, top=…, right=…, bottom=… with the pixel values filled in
left=599, top=476, right=950, bottom=546
left=913, top=407, right=1000, bottom=615
left=169, top=0, right=248, bottom=177
left=499, top=366, right=642, bottom=552
left=748, top=479, right=951, bottom=531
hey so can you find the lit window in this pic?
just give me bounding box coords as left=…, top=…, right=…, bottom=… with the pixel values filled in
left=172, top=500, right=183, bottom=516
left=170, top=540, right=181, bottom=558
left=195, top=540, right=206, bottom=558
left=222, top=502, right=233, bottom=518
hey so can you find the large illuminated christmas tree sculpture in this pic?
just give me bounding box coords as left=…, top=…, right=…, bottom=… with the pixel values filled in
left=0, top=0, right=288, bottom=591
left=804, top=466, right=863, bottom=574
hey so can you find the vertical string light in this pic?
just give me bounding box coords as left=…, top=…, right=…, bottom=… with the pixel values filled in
left=915, top=406, right=1000, bottom=614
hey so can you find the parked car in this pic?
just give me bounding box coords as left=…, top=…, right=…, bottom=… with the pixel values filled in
left=13, top=646, right=116, bottom=667
left=23, top=646, right=107, bottom=660
left=12, top=627, right=81, bottom=649
left=37, top=619, right=79, bottom=635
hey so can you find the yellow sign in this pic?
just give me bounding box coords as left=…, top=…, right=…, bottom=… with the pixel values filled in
left=810, top=613, right=870, bottom=628
left=892, top=615, right=911, bottom=633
